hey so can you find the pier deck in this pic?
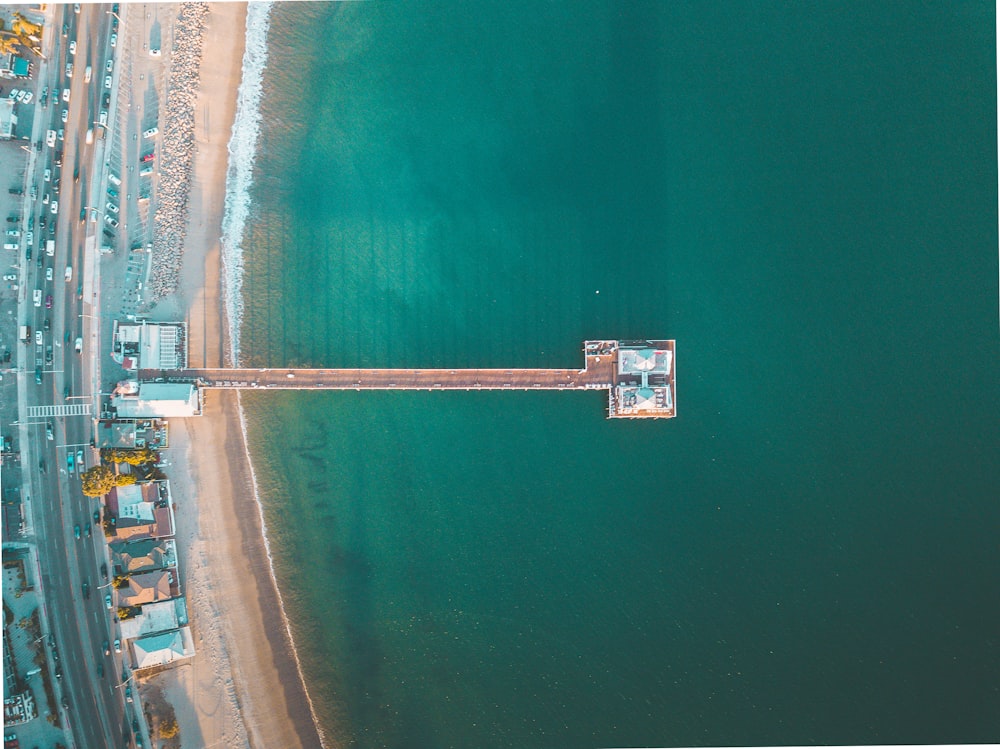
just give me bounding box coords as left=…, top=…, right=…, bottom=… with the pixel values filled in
left=139, top=361, right=613, bottom=391
left=134, top=340, right=675, bottom=418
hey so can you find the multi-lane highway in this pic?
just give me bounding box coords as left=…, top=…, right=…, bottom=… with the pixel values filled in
left=18, top=4, right=138, bottom=747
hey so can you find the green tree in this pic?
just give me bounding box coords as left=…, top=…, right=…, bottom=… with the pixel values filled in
left=80, top=465, right=116, bottom=497
left=160, top=716, right=179, bottom=739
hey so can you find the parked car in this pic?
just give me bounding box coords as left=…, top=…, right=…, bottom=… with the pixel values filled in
left=69, top=40, right=76, bottom=56
left=113, top=638, right=121, bottom=653
left=67, top=452, right=75, bottom=474
left=105, top=594, right=113, bottom=610
left=45, top=421, right=54, bottom=441
left=77, top=449, right=84, bottom=468
left=103, top=640, right=110, bottom=656
left=45, top=294, right=53, bottom=308
left=100, top=562, right=108, bottom=580
left=110, top=32, right=117, bottom=48
left=104, top=75, right=112, bottom=89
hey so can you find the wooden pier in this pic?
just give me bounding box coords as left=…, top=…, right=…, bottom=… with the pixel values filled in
left=136, top=340, right=675, bottom=419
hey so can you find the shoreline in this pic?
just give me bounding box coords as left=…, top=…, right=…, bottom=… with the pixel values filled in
left=141, top=3, right=323, bottom=747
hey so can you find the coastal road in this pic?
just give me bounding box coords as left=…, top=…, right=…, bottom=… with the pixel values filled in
left=22, top=4, right=134, bottom=747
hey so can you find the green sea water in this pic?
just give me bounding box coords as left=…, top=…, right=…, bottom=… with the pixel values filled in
left=237, top=2, right=1000, bottom=747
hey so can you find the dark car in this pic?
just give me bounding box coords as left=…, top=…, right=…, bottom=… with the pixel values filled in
left=81, top=580, right=90, bottom=598
left=102, top=640, right=110, bottom=656
left=43, top=317, right=50, bottom=331
left=79, top=208, right=86, bottom=222
left=102, top=92, right=110, bottom=108
left=84, top=522, right=91, bottom=537
left=97, top=662, right=103, bottom=678
left=93, top=509, right=101, bottom=523
left=63, top=385, right=70, bottom=400
left=100, top=562, right=108, bottom=580
left=45, top=294, right=52, bottom=308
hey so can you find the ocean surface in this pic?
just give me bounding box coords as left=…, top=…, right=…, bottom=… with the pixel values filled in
left=226, top=2, right=1000, bottom=747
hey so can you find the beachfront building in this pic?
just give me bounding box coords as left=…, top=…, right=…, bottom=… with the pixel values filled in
left=96, top=419, right=169, bottom=450
left=109, top=538, right=177, bottom=576
left=118, top=596, right=189, bottom=642
left=111, top=320, right=188, bottom=371
left=130, top=627, right=196, bottom=671
left=111, top=381, right=202, bottom=419
left=106, top=481, right=175, bottom=541
left=116, top=569, right=179, bottom=608
left=608, top=340, right=676, bottom=418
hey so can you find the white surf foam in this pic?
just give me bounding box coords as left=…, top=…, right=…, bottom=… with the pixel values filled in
left=221, top=0, right=273, bottom=367
left=222, top=6, right=331, bottom=745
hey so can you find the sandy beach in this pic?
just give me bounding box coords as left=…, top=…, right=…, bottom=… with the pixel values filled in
left=132, top=3, right=323, bottom=747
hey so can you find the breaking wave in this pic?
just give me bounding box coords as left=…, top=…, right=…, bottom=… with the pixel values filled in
left=221, top=0, right=272, bottom=366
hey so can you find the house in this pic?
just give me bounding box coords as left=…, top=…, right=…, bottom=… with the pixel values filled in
left=116, top=569, right=178, bottom=608
left=130, top=627, right=195, bottom=670
left=118, top=596, right=189, bottom=641
left=110, top=538, right=177, bottom=576
left=106, top=481, right=174, bottom=540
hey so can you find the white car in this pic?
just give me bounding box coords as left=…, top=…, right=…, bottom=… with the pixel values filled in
left=1, top=274, right=14, bottom=281
left=149, top=48, right=161, bottom=57
left=105, top=59, right=113, bottom=73
left=61, top=109, right=68, bottom=123
left=50, top=201, right=58, bottom=215
left=108, top=173, right=121, bottom=186
left=43, top=168, right=51, bottom=182
left=45, top=267, right=53, bottom=281
left=142, top=127, right=158, bottom=139
left=46, top=129, right=56, bottom=148
left=110, top=33, right=117, bottom=48
left=42, top=193, right=49, bottom=205
left=33, top=289, right=42, bottom=306
left=22, top=91, right=32, bottom=104
left=104, top=215, right=118, bottom=228
left=62, top=88, right=70, bottom=103
left=7, top=88, right=19, bottom=100
left=139, top=165, right=153, bottom=177
left=65, top=62, right=73, bottom=78
left=15, top=90, right=26, bottom=102
left=105, top=202, right=119, bottom=215
left=69, top=40, right=77, bottom=56
left=99, top=110, right=108, bottom=126
left=57, top=128, right=64, bottom=142
left=104, top=75, right=112, bottom=90
left=35, top=331, right=43, bottom=346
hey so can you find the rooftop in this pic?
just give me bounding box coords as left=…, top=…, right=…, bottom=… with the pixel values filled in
left=119, top=596, right=189, bottom=642
left=131, top=626, right=195, bottom=670
left=112, top=382, right=201, bottom=419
